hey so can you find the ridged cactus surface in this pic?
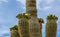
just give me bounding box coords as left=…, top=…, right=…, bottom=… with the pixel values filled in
left=16, top=13, right=30, bottom=37
left=28, top=17, right=41, bottom=37
left=38, top=18, right=44, bottom=37
left=18, top=18, right=29, bottom=37
left=46, top=14, right=58, bottom=37
left=26, top=0, right=37, bottom=17
left=10, top=25, right=20, bottom=37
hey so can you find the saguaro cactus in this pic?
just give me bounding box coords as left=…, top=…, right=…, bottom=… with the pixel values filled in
left=26, top=0, right=40, bottom=37
left=10, top=25, right=20, bottom=37
left=46, top=14, right=58, bottom=37
left=26, top=0, right=37, bottom=17
left=16, top=13, right=30, bottom=37
left=38, top=18, right=44, bottom=37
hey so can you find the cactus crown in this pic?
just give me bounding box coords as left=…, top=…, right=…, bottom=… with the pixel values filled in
left=47, top=14, right=58, bottom=20
left=16, top=13, right=31, bottom=19
left=10, top=25, right=18, bottom=31
left=16, top=13, right=22, bottom=19
left=38, top=18, right=44, bottom=23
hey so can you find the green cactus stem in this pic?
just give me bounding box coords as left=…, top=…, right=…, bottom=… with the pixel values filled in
left=16, top=13, right=30, bottom=37
left=46, top=14, right=58, bottom=37
left=10, top=25, right=20, bottom=37
left=38, top=18, right=44, bottom=37
left=26, top=0, right=37, bottom=17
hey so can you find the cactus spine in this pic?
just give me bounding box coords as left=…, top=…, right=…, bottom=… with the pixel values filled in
left=46, top=14, right=58, bottom=37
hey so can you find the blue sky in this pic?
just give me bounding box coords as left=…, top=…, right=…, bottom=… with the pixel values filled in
left=0, top=0, right=60, bottom=37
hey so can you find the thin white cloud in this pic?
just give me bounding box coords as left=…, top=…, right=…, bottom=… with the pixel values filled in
left=0, top=0, right=8, bottom=4
left=16, top=0, right=26, bottom=11
left=37, top=0, right=42, bottom=7
left=16, top=0, right=42, bottom=5
left=0, top=25, right=10, bottom=37
left=37, top=0, right=42, bottom=4
left=16, top=0, right=40, bottom=4
left=37, top=0, right=54, bottom=11
left=37, top=0, right=54, bottom=6
left=0, top=0, right=8, bottom=2
left=0, top=18, right=13, bottom=23
left=45, top=0, right=54, bottom=4
left=37, top=6, right=52, bottom=10
left=43, top=6, right=51, bottom=10
left=16, top=0, right=53, bottom=11
left=0, top=30, right=9, bottom=36
left=16, top=0, right=26, bottom=4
